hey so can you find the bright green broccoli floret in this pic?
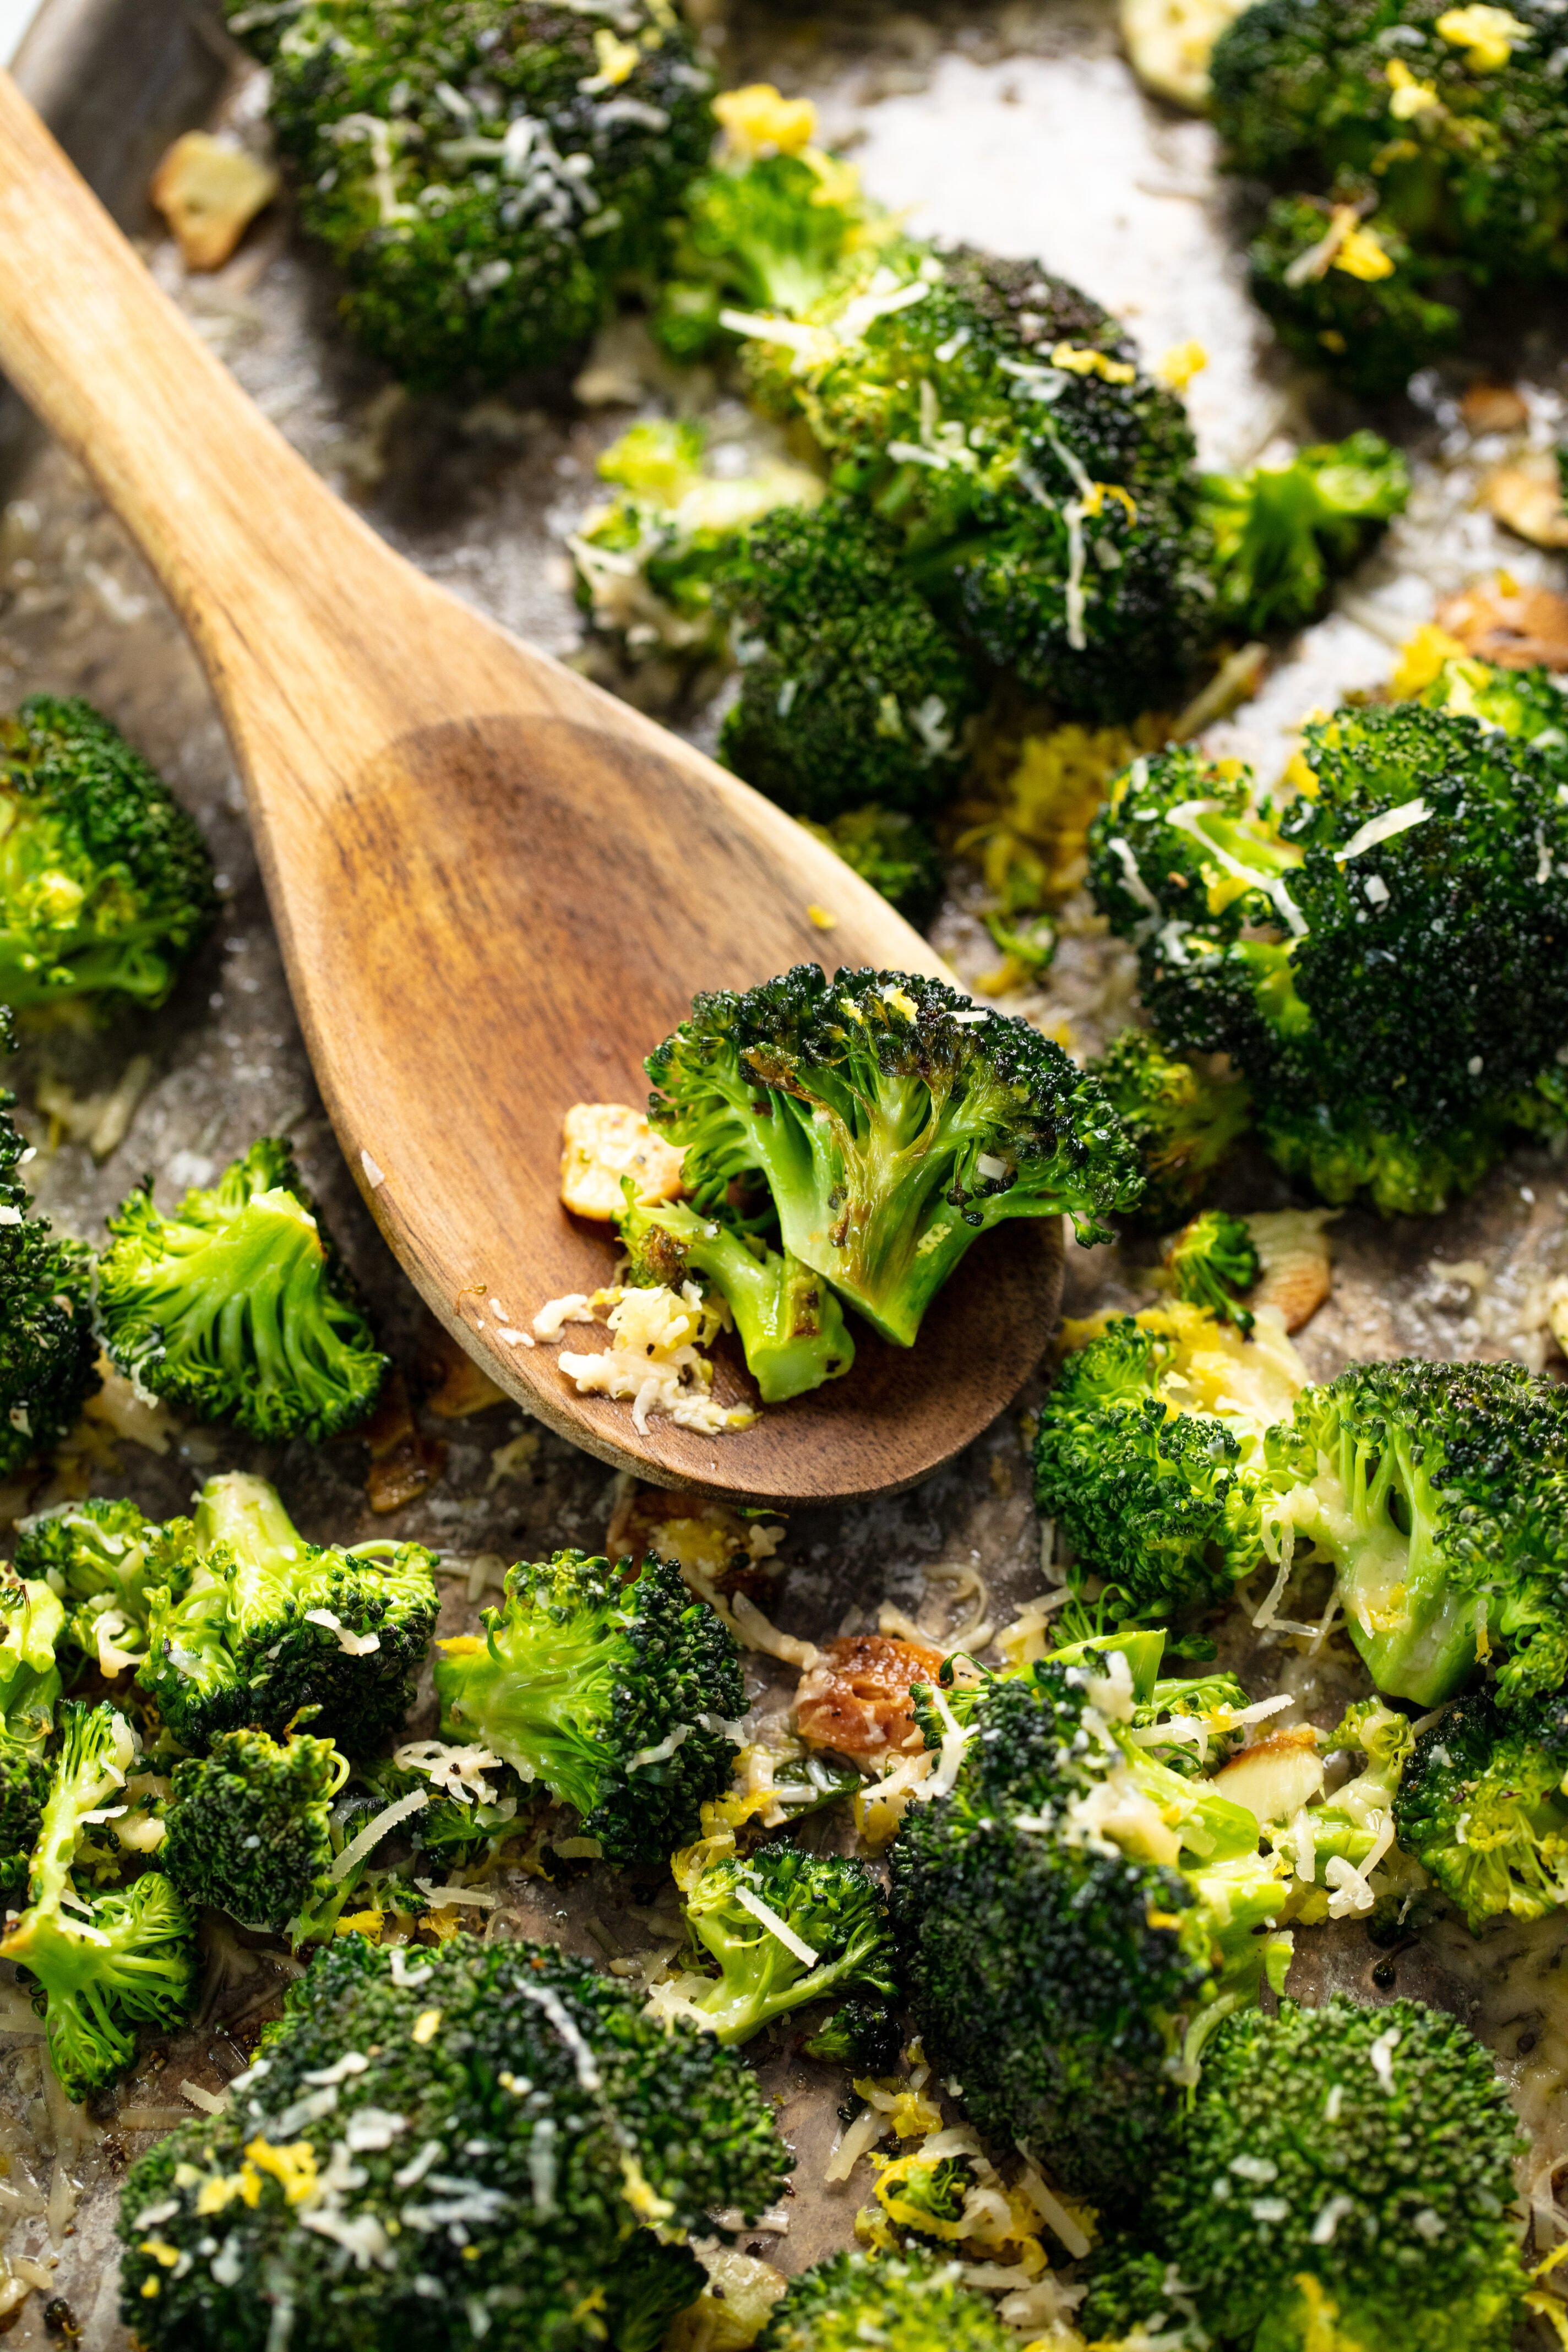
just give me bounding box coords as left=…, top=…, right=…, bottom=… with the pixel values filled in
left=756, top=2250, right=1016, bottom=2352
left=1413, top=647, right=1568, bottom=758
left=799, top=805, right=945, bottom=927
left=0, top=1700, right=195, bottom=2100
left=138, top=1472, right=439, bottom=1751
left=1396, top=1687, right=1568, bottom=1932
left=714, top=500, right=982, bottom=821
left=0, top=1569, right=63, bottom=1893
left=14, top=1494, right=161, bottom=1679
left=161, top=1723, right=351, bottom=1937
left=99, top=1135, right=388, bottom=1440
left=434, top=1549, right=744, bottom=1865
left=646, top=963, right=1142, bottom=1348
left=654, top=144, right=880, bottom=360
left=0, top=695, right=215, bottom=1010
left=1159, top=1208, right=1261, bottom=1330
left=1084, top=1027, right=1252, bottom=1229
left=230, top=0, right=714, bottom=391
left=677, top=1846, right=896, bottom=2046
left=1200, top=431, right=1410, bottom=634
left=617, top=1189, right=855, bottom=1404
left=0, top=1033, right=98, bottom=1479
left=889, top=1647, right=1292, bottom=2213
left=1245, top=195, right=1462, bottom=395
left=117, top=1932, right=790, bottom=2352
left=1081, top=1994, right=1529, bottom=2351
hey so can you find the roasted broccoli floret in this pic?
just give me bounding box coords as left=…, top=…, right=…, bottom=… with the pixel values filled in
left=713, top=500, right=981, bottom=821
left=1032, top=1302, right=1308, bottom=1616
left=161, top=1723, right=352, bottom=1939
left=117, top=1933, right=790, bottom=2352
left=1080, top=1995, right=1529, bottom=2351
left=1084, top=1027, right=1252, bottom=1229
left=802, top=1997, right=902, bottom=2073
left=99, top=1135, right=387, bottom=1440
left=889, top=1647, right=1292, bottom=2212
left=230, top=0, right=713, bottom=391
left=1088, top=701, right=1568, bottom=1212
left=0, top=1568, right=63, bottom=1893
left=646, top=963, right=1142, bottom=1348
left=0, top=695, right=215, bottom=1010
left=1245, top=194, right=1463, bottom=395
left=676, top=1846, right=896, bottom=2045
left=1157, top=1207, right=1261, bottom=1330
left=1263, top=1697, right=1416, bottom=1926
left=1396, top=1687, right=1568, bottom=1932
left=798, top=805, right=945, bottom=927
left=434, top=1549, right=744, bottom=1865
left=1201, top=431, right=1410, bottom=635
left=138, top=1472, right=439, bottom=1750
left=0, top=1036, right=98, bottom=1479
left=14, top=1494, right=161, bottom=1680
left=756, top=2249, right=1016, bottom=2352
left=0, top=1700, right=195, bottom=2100
left=617, top=1189, right=855, bottom=1404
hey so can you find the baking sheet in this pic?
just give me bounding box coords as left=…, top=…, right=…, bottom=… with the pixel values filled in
left=1, top=0, right=1567, bottom=2340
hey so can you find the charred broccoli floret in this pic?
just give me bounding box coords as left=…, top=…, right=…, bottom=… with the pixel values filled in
left=161, top=1723, right=352, bottom=1939
left=646, top=963, right=1142, bottom=1348
left=1396, top=1687, right=1568, bottom=1932
left=0, top=1035, right=98, bottom=1479
left=1081, top=1994, right=1529, bottom=2351
left=230, top=0, right=714, bottom=390
left=799, top=805, right=945, bottom=927
left=1157, top=1207, right=1261, bottom=1330
left=0, top=1568, right=63, bottom=1893
left=14, top=1494, right=161, bottom=1681
left=756, top=2250, right=1016, bottom=2352
left=0, top=1700, right=195, bottom=2101
left=674, top=1846, right=896, bottom=2046
left=99, top=1135, right=387, bottom=1441
left=434, top=1549, right=744, bottom=1865
left=0, top=695, right=215, bottom=1010
left=1200, top=431, right=1410, bottom=634
left=117, top=1933, right=790, bottom=2352
left=617, top=1190, right=855, bottom=1404
left=1084, top=1027, right=1252, bottom=1229
left=802, top=1997, right=903, bottom=2073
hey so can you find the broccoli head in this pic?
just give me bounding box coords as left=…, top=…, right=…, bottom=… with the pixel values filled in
left=0, top=1567, right=63, bottom=1893
left=802, top=1997, right=903, bottom=2073
left=1396, top=1687, right=1568, bottom=1931
left=676, top=1845, right=897, bottom=2045
left=889, top=1647, right=1292, bottom=2212
left=1084, top=1027, right=1252, bottom=1229
left=1, top=1699, right=195, bottom=2100
left=434, top=1549, right=744, bottom=1865
left=0, top=695, right=215, bottom=1010
left=233, top=0, right=714, bottom=391
left=756, top=2250, right=1016, bottom=2352
left=618, top=1189, right=854, bottom=1406
left=646, top=963, right=1143, bottom=1348
left=117, top=1932, right=790, bottom=2352
left=1032, top=1301, right=1309, bottom=1617
left=99, top=1135, right=387, bottom=1440
left=1245, top=194, right=1463, bottom=396
left=1157, top=1207, right=1261, bottom=1330
left=162, top=1723, right=352, bottom=1938
left=1200, top=430, right=1411, bottom=635
left=14, top=1494, right=161, bottom=1680
left=1081, top=1994, right=1529, bottom=2352
left=0, top=1054, right=98, bottom=1480
left=798, top=805, right=945, bottom=928
left=714, top=499, right=982, bottom=821
left=138, top=1472, right=439, bottom=1750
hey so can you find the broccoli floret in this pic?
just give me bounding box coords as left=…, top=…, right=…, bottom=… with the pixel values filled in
left=14, top=1494, right=161, bottom=1680
left=0, top=1700, right=195, bottom=2100
left=231, top=0, right=713, bottom=391
left=889, top=1648, right=1292, bottom=2212
left=677, top=1846, right=896, bottom=2046
left=756, top=2250, right=1015, bottom=2352
left=0, top=695, right=215, bottom=1010
left=0, top=1568, right=63, bottom=1893
left=1157, top=1208, right=1261, bottom=1330
left=1200, top=431, right=1411, bottom=635
left=1084, top=1028, right=1252, bottom=1229
left=646, top=963, right=1142, bottom=1348
left=1271, top=1697, right=1415, bottom=1925
left=1413, top=646, right=1568, bottom=755
left=434, top=1549, right=743, bottom=1866
left=1032, top=1302, right=1308, bottom=1616
left=0, top=1048, right=98, bottom=1479
left=161, top=1723, right=351, bottom=1937
left=99, top=1135, right=387, bottom=1440
left=117, top=1932, right=789, bottom=2352
left=1396, top=1687, right=1568, bottom=1931
left=802, top=1997, right=903, bottom=2073
left=713, top=500, right=982, bottom=821
left=1245, top=194, right=1463, bottom=395
left=617, top=1190, right=855, bottom=1405
left=1080, top=1994, right=1529, bottom=2351
left=798, top=805, right=945, bottom=927
left=138, top=1472, right=439, bottom=1750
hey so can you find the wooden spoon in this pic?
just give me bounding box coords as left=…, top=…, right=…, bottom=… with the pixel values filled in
left=0, top=72, right=1063, bottom=1505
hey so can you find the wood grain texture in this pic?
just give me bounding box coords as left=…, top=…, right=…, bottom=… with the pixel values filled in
left=0, top=69, right=1064, bottom=1501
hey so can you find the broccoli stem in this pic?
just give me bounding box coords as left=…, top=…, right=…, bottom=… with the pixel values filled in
left=1303, top=1420, right=1481, bottom=1706
left=622, top=1196, right=855, bottom=1401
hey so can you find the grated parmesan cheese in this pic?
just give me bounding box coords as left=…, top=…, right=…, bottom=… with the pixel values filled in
left=732, top=1881, right=820, bottom=1967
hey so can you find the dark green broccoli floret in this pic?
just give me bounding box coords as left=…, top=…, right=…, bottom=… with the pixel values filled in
left=0, top=1700, right=195, bottom=2100
left=230, top=0, right=713, bottom=391
left=1084, top=1027, right=1252, bottom=1229
left=677, top=1845, right=896, bottom=2045
left=0, top=1042, right=98, bottom=1479
left=1396, top=1687, right=1568, bottom=1932
left=138, top=1472, right=439, bottom=1751
left=714, top=500, right=982, bottom=821
left=1159, top=1208, right=1261, bottom=1330
left=0, top=695, right=215, bottom=1010
left=434, top=1549, right=743, bottom=1866
left=756, top=2250, right=1016, bottom=2352
left=646, top=963, right=1142, bottom=1348
left=1245, top=194, right=1463, bottom=395
left=0, top=1568, right=63, bottom=1893
left=654, top=145, right=878, bottom=360
left=14, top=1494, right=161, bottom=1680
left=1080, top=1995, right=1529, bottom=2352
left=617, top=1189, right=855, bottom=1405
left=99, top=1134, right=387, bottom=1441
left=802, top=1996, right=902, bottom=2073
left=117, top=1932, right=790, bottom=2352
left=161, top=1723, right=351, bottom=1938
left=889, top=1648, right=1292, bottom=2212
left=799, top=805, right=945, bottom=927
left=1200, top=431, right=1411, bottom=635
left=1413, top=647, right=1568, bottom=759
